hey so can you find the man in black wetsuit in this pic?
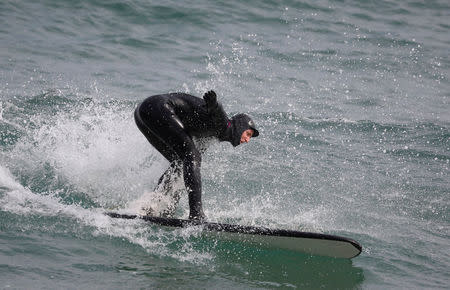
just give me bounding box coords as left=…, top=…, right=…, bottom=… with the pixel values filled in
left=134, top=90, right=259, bottom=220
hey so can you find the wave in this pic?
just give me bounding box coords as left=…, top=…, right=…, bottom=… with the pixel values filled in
left=258, top=111, right=449, bottom=134
left=0, top=92, right=167, bottom=209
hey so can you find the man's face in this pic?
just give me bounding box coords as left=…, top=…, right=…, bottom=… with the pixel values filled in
left=240, top=129, right=254, bottom=144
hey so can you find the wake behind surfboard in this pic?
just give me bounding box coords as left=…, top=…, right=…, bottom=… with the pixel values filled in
left=106, top=212, right=362, bottom=259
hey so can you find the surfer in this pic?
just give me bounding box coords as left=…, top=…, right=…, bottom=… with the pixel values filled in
left=134, top=91, right=259, bottom=220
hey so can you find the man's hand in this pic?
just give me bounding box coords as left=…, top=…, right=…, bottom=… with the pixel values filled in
left=203, top=90, right=217, bottom=110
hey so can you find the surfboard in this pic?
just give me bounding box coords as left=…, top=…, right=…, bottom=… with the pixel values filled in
left=106, top=212, right=362, bottom=259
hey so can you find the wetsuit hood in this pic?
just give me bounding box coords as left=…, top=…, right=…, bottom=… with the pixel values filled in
left=229, top=113, right=259, bottom=147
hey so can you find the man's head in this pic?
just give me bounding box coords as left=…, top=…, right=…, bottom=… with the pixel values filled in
left=230, top=114, right=259, bottom=146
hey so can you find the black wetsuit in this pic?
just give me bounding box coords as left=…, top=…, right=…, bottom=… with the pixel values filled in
left=134, top=91, right=259, bottom=220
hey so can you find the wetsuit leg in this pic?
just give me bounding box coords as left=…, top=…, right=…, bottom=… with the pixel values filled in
left=135, top=100, right=205, bottom=220
left=134, top=106, right=178, bottom=162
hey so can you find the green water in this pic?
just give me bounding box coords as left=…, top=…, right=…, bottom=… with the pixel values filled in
left=1, top=0, right=449, bottom=288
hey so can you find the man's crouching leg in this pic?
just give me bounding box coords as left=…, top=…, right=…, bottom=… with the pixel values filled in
left=183, top=150, right=206, bottom=221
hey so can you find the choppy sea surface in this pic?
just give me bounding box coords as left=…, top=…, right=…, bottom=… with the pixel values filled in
left=1, top=0, right=449, bottom=288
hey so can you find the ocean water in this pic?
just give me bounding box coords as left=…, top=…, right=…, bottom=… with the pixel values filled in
left=0, top=0, right=449, bottom=288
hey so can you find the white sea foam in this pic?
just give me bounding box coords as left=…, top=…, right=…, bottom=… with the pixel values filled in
left=126, top=188, right=183, bottom=217
left=0, top=164, right=212, bottom=265
left=7, top=100, right=167, bottom=207
left=0, top=165, right=22, bottom=192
